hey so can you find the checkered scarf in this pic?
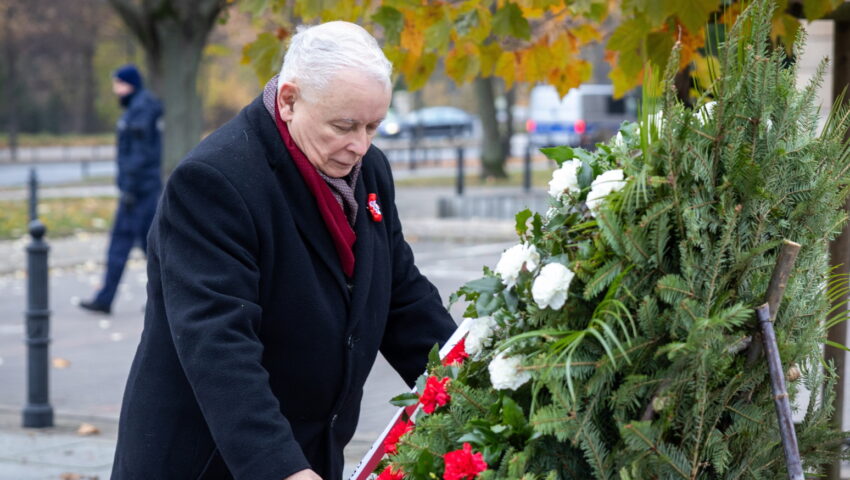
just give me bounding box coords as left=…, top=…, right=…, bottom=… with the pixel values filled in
left=262, top=76, right=361, bottom=227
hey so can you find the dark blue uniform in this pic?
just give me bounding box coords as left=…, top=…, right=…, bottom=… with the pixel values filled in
left=93, top=88, right=162, bottom=310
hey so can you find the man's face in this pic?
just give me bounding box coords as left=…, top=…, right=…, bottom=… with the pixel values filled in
left=112, top=78, right=134, bottom=97
left=278, top=71, right=391, bottom=178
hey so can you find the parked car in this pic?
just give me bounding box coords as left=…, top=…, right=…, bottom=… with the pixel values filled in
left=377, top=109, right=403, bottom=138
left=402, top=106, right=474, bottom=138
left=526, top=84, right=637, bottom=148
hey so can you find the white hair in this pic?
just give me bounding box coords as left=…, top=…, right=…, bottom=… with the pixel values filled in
left=277, top=21, right=392, bottom=101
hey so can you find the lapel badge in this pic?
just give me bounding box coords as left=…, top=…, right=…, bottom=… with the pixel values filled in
left=367, top=193, right=383, bottom=222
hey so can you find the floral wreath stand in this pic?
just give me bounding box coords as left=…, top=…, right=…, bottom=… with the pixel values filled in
left=350, top=239, right=806, bottom=480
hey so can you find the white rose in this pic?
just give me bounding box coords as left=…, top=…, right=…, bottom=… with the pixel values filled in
left=488, top=352, right=531, bottom=390
left=532, top=263, right=575, bottom=310
left=495, top=243, right=540, bottom=288
left=586, top=169, right=626, bottom=215
left=548, top=160, right=582, bottom=199
left=465, top=316, right=498, bottom=357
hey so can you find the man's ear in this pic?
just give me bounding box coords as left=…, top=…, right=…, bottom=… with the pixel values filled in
left=277, top=82, right=299, bottom=122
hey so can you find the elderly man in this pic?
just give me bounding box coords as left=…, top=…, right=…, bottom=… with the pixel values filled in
left=111, top=21, right=456, bottom=480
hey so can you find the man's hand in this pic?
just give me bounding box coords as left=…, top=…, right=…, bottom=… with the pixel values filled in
left=284, top=469, right=322, bottom=480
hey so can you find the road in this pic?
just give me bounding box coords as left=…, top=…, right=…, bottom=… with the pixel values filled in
left=0, top=135, right=537, bottom=187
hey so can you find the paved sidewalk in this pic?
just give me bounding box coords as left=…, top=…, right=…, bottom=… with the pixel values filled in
left=0, top=181, right=523, bottom=479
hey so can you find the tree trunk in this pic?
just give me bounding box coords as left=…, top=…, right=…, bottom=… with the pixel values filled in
left=107, top=0, right=223, bottom=175
left=4, top=5, right=18, bottom=160
left=81, top=43, right=97, bottom=133
left=501, top=85, right=515, bottom=165
left=155, top=21, right=207, bottom=173
left=826, top=19, right=850, bottom=480
left=474, top=76, right=507, bottom=179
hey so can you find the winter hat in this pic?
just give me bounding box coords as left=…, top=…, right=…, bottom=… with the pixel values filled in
left=113, top=64, right=143, bottom=90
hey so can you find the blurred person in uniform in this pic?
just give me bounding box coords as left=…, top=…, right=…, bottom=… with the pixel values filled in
left=79, top=64, right=162, bottom=314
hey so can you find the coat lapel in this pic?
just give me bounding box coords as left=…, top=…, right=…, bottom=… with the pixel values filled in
left=346, top=161, right=376, bottom=331
left=248, top=96, right=350, bottom=300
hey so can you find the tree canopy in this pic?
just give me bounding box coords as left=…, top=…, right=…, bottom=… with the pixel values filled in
left=241, top=0, right=844, bottom=98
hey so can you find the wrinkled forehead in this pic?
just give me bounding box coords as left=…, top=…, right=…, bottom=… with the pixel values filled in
left=298, top=68, right=390, bottom=102
left=298, top=70, right=391, bottom=118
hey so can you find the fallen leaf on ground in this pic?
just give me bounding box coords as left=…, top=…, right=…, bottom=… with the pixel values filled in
left=76, top=422, right=100, bottom=436
left=52, top=357, right=71, bottom=368
left=60, top=473, right=99, bottom=480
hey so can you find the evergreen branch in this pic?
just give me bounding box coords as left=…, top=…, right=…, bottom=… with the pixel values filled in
left=624, top=228, right=651, bottom=261
left=689, top=370, right=710, bottom=480
left=579, top=426, right=610, bottom=480
left=689, top=127, right=717, bottom=142
left=726, top=405, right=764, bottom=425
left=705, top=202, right=742, bottom=308
left=639, top=202, right=674, bottom=228
left=530, top=415, right=576, bottom=426
left=398, top=438, right=441, bottom=458
left=520, top=361, right=597, bottom=370
left=447, top=383, right=488, bottom=414
left=623, top=424, right=690, bottom=479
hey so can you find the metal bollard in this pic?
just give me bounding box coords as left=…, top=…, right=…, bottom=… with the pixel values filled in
left=456, top=146, right=464, bottom=196
left=23, top=216, right=53, bottom=428
left=28, top=168, right=37, bottom=221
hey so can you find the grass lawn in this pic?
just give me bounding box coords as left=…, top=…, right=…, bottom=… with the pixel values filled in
left=0, top=133, right=114, bottom=149
left=0, top=197, right=116, bottom=240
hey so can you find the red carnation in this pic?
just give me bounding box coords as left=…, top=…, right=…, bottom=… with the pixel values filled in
left=419, top=376, right=451, bottom=414
left=383, top=419, right=414, bottom=455
left=442, top=338, right=469, bottom=366
left=376, top=464, right=404, bottom=480
left=443, top=442, right=487, bottom=480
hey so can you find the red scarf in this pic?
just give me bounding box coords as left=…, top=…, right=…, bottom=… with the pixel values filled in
left=273, top=104, right=356, bottom=278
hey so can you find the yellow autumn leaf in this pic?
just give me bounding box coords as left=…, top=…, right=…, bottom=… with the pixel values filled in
left=495, top=51, right=519, bottom=88
left=520, top=42, right=554, bottom=84
left=445, top=42, right=481, bottom=84
left=570, top=23, right=602, bottom=44
left=479, top=43, right=503, bottom=77
left=692, top=54, right=720, bottom=92
left=548, top=59, right=592, bottom=97
left=400, top=12, right=426, bottom=53
left=610, top=63, right=643, bottom=99
left=401, top=52, right=439, bottom=91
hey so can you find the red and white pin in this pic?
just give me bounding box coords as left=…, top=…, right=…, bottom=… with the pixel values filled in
left=367, top=193, right=383, bottom=222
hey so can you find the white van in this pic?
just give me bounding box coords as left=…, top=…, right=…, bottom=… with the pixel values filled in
left=526, top=84, right=637, bottom=148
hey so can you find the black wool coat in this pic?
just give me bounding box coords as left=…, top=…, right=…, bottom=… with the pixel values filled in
left=111, top=95, right=457, bottom=480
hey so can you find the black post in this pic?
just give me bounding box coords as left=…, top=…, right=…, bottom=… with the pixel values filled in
left=409, top=131, right=419, bottom=171
left=28, top=167, right=37, bottom=221
left=22, top=217, right=53, bottom=428
left=523, top=144, right=532, bottom=193
left=456, top=146, right=464, bottom=196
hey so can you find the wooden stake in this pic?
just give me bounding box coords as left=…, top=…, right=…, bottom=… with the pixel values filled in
left=757, top=303, right=804, bottom=480
left=746, top=240, right=802, bottom=366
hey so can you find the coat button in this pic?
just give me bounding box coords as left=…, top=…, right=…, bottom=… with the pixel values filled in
left=346, top=335, right=355, bottom=349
